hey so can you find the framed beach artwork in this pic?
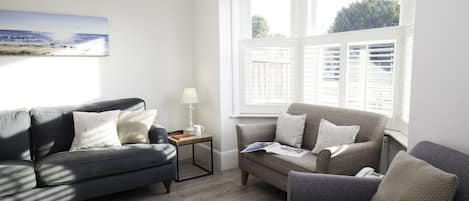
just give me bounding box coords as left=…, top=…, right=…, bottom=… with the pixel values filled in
left=0, top=10, right=109, bottom=56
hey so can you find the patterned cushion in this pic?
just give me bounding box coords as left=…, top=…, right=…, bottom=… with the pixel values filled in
left=372, top=151, right=458, bottom=201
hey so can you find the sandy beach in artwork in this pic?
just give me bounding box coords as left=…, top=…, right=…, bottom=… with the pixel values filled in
left=0, top=43, right=108, bottom=56
left=0, top=30, right=109, bottom=56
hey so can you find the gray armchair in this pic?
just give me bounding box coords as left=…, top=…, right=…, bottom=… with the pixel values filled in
left=237, top=103, right=387, bottom=191
left=288, top=141, right=469, bottom=201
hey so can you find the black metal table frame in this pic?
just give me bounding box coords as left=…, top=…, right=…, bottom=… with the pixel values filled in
left=174, top=140, right=213, bottom=182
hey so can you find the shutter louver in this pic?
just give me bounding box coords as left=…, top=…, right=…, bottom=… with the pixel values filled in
left=303, top=45, right=341, bottom=107
left=244, top=47, right=295, bottom=105
left=346, top=42, right=396, bottom=116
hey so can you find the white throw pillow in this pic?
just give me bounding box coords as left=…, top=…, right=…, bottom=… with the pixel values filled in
left=274, top=112, right=306, bottom=148
left=117, top=110, right=157, bottom=144
left=312, top=119, right=360, bottom=154
left=70, top=110, right=121, bottom=151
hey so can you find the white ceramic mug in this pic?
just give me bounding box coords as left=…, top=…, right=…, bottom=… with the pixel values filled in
left=193, top=124, right=205, bottom=136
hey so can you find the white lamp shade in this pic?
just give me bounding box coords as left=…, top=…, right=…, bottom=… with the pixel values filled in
left=181, top=88, right=199, bottom=104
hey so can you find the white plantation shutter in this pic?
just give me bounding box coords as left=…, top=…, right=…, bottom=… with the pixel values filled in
left=235, top=24, right=410, bottom=131
left=239, top=42, right=297, bottom=113
left=303, top=45, right=341, bottom=107
left=346, top=42, right=396, bottom=116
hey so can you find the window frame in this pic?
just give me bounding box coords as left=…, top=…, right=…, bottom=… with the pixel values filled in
left=232, top=0, right=414, bottom=132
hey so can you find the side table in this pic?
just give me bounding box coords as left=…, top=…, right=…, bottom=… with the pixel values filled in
left=168, top=134, right=213, bottom=182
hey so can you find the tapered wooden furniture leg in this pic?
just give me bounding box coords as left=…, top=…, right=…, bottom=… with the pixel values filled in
left=163, top=180, right=172, bottom=193
left=241, top=170, right=249, bottom=185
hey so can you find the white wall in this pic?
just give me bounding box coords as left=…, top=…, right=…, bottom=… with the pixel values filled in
left=192, top=0, right=223, bottom=168
left=0, top=0, right=194, bottom=129
left=192, top=0, right=276, bottom=170
left=409, top=0, right=469, bottom=154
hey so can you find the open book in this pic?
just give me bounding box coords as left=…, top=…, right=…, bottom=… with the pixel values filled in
left=240, top=142, right=308, bottom=158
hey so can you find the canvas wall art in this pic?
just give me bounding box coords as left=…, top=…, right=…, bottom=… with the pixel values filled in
left=0, top=10, right=109, bottom=56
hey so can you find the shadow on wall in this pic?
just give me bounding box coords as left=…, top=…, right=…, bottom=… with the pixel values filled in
left=0, top=56, right=101, bottom=110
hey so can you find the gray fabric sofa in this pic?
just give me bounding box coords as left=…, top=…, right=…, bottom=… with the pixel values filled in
left=288, top=141, right=469, bottom=201
left=236, top=103, right=387, bottom=191
left=0, top=98, right=176, bottom=201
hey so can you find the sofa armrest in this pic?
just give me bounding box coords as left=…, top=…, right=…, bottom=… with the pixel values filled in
left=149, top=125, right=168, bottom=144
left=288, top=171, right=381, bottom=201
left=236, top=123, right=276, bottom=151
left=316, top=141, right=380, bottom=175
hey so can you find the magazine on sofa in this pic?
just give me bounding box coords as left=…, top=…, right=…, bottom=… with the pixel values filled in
left=240, top=142, right=308, bottom=158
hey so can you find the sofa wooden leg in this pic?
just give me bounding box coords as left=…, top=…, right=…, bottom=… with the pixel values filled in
left=163, top=180, right=172, bottom=193
left=241, top=170, right=249, bottom=185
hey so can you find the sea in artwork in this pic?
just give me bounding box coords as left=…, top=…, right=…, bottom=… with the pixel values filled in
left=0, top=29, right=109, bottom=56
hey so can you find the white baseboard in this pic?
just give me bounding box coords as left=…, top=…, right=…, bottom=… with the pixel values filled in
left=219, top=149, right=239, bottom=171
left=192, top=144, right=239, bottom=171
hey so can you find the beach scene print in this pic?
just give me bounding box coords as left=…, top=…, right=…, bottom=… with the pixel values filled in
left=0, top=10, right=109, bottom=56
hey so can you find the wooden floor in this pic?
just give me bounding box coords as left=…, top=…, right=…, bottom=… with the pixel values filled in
left=89, top=166, right=286, bottom=201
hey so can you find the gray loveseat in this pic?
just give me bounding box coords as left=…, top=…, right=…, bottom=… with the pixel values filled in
left=288, top=141, right=469, bottom=201
left=236, top=103, right=387, bottom=191
left=0, top=98, right=176, bottom=201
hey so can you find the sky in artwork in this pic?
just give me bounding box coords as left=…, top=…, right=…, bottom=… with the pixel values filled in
left=0, top=10, right=108, bottom=34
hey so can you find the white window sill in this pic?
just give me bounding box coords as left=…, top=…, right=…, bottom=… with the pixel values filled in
left=230, top=114, right=279, bottom=118
left=384, top=129, right=408, bottom=148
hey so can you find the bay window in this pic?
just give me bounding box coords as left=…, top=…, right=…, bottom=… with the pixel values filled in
left=233, top=0, right=414, bottom=131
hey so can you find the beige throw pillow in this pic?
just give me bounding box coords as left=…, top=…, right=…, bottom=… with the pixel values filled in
left=117, top=110, right=157, bottom=144
left=274, top=112, right=306, bottom=148
left=70, top=110, right=121, bottom=151
left=312, top=119, right=359, bottom=154
left=372, top=151, right=458, bottom=201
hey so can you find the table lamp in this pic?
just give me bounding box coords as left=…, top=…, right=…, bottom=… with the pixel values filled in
left=181, top=88, right=199, bottom=133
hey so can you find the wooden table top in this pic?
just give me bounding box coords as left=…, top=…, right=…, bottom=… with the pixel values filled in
left=168, top=134, right=213, bottom=146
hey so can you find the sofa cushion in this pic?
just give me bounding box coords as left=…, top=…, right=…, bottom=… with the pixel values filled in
left=274, top=112, right=306, bottom=148
left=30, top=98, right=146, bottom=160
left=0, top=161, right=36, bottom=196
left=311, top=119, right=360, bottom=154
left=70, top=110, right=122, bottom=151
left=372, top=151, right=458, bottom=201
left=410, top=141, right=469, bottom=201
left=36, top=143, right=176, bottom=186
left=243, top=151, right=317, bottom=175
left=118, top=110, right=158, bottom=144
left=0, top=110, right=32, bottom=161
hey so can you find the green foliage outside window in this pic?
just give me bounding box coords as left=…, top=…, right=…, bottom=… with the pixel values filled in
left=252, top=15, right=269, bottom=38
left=250, top=0, right=400, bottom=37
left=329, top=0, right=400, bottom=33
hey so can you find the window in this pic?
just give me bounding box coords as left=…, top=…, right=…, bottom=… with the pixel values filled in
left=301, top=27, right=402, bottom=122
left=234, top=0, right=414, bottom=130
left=243, top=46, right=296, bottom=105
left=311, top=0, right=401, bottom=35
left=250, top=0, right=291, bottom=38
left=239, top=40, right=297, bottom=113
